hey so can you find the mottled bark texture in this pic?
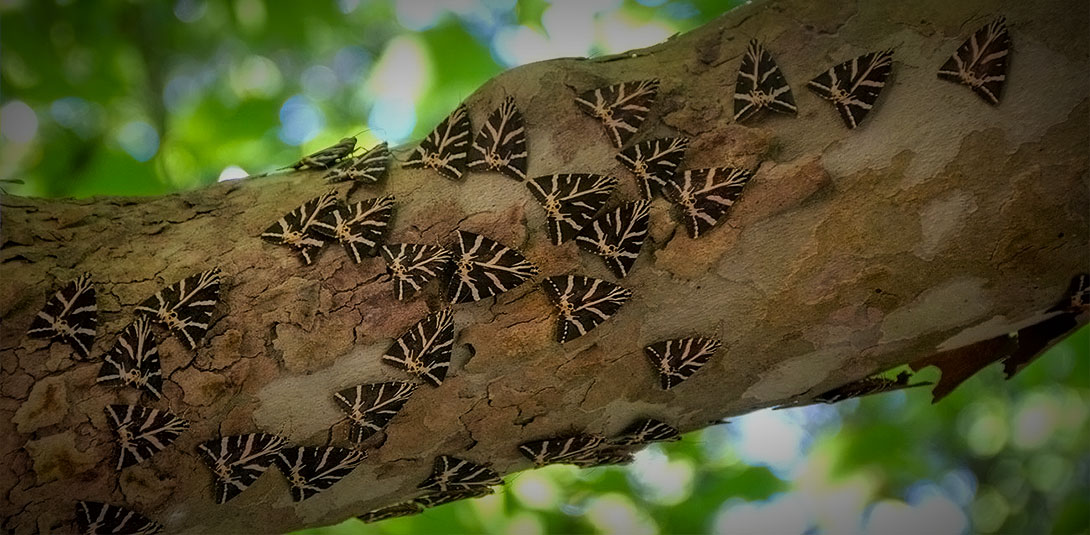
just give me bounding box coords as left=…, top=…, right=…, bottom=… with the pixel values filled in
left=2, top=0, right=1088, bottom=532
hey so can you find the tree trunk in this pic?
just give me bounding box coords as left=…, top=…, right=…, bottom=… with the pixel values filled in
left=2, top=0, right=1087, bottom=532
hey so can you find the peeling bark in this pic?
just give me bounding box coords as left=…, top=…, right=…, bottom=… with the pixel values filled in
left=1, top=0, right=1088, bottom=532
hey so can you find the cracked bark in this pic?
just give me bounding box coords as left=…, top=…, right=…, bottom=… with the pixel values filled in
left=2, top=0, right=1088, bottom=532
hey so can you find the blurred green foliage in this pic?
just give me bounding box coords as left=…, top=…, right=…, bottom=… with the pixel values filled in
left=2, top=1, right=1086, bottom=534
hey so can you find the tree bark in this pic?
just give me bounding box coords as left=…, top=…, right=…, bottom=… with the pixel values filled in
left=2, top=0, right=1087, bottom=532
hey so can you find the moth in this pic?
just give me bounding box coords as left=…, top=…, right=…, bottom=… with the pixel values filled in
left=418, top=455, right=502, bottom=492
left=574, top=79, right=659, bottom=148
left=415, top=487, right=494, bottom=508
left=447, top=230, right=539, bottom=303
left=542, top=275, right=632, bottom=343
left=104, top=404, right=189, bottom=470
left=610, top=418, right=680, bottom=446
left=733, top=39, right=797, bottom=123
left=526, top=174, right=618, bottom=245
left=312, top=195, right=395, bottom=263
left=664, top=166, right=755, bottom=239
left=27, top=274, right=98, bottom=358
left=273, top=446, right=367, bottom=501
left=575, top=200, right=650, bottom=278
left=76, top=501, right=162, bottom=535
left=937, top=17, right=1010, bottom=105
left=403, top=104, right=472, bottom=180
left=381, top=309, right=455, bottom=387
left=807, top=49, right=894, bottom=129
left=467, top=96, right=528, bottom=181
left=813, top=371, right=931, bottom=404
left=644, top=337, right=723, bottom=389
left=291, top=136, right=357, bottom=170
left=333, top=381, right=419, bottom=442
left=260, top=191, right=339, bottom=265
left=380, top=244, right=454, bottom=301
left=567, top=448, right=635, bottom=468
left=198, top=433, right=286, bottom=504
left=518, top=434, right=605, bottom=467
left=616, top=137, right=689, bottom=200
left=134, top=267, right=221, bottom=350
left=1049, top=273, right=1090, bottom=313
left=97, top=317, right=163, bottom=398
left=324, top=142, right=390, bottom=183
left=358, top=501, right=422, bottom=523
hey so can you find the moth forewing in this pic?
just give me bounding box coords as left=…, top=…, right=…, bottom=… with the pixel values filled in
left=380, top=243, right=454, bottom=300
left=198, top=433, right=287, bottom=504
left=312, top=195, right=396, bottom=263
left=733, top=39, right=797, bottom=123
left=415, top=487, right=494, bottom=509
left=359, top=501, right=422, bottom=523
left=525, top=174, right=618, bottom=245
left=937, top=17, right=1010, bottom=105
left=467, top=96, right=528, bottom=181
left=575, top=200, right=651, bottom=278
left=325, top=142, right=390, bottom=183
left=97, top=317, right=164, bottom=399
left=574, top=79, right=659, bottom=148
left=274, top=446, right=367, bottom=501
left=665, top=166, right=755, bottom=239
left=260, top=191, right=340, bottom=265
left=77, top=501, right=163, bottom=535
left=610, top=418, right=680, bottom=446
left=542, top=275, right=632, bottom=343
left=644, top=336, right=723, bottom=389
left=333, top=381, right=419, bottom=442
left=293, top=136, right=357, bottom=170
left=133, top=268, right=222, bottom=350
left=807, top=50, right=894, bottom=129
left=403, top=104, right=472, bottom=180
left=447, top=230, right=539, bottom=303
left=518, top=434, right=605, bottom=466
left=381, top=309, right=455, bottom=386
left=616, top=137, right=689, bottom=199
left=813, top=371, right=932, bottom=404
left=27, top=274, right=98, bottom=358
left=418, top=455, right=502, bottom=492
left=105, top=404, right=189, bottom=470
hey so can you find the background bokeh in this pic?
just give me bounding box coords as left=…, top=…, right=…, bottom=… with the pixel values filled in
left=2, top=1, right=1087, bottom=533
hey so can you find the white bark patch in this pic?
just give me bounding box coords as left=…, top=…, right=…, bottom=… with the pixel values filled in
left=879, top=276, right=991, bottom=344
left=913, top=190, right=977, bottom=261
left=741, top=346, right=847, bottom=401
left=936, top=311, right=1061, bottom=352
left=253, top=343, right=388, bottom=439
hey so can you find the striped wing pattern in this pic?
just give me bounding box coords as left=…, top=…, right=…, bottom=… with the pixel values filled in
left=807, top=50, right=894, bottom=129
left=733, top=39, right=797, bottom=122
left=616, top=137, right=689, bottom=200
left=542, top=275, right=631, bottom=343
left=293, top=137, right=357, bottom=170
left=447, top=231, right=538, bottom=303
left=525, top=173, right=618, bottom=245
left=358, top=502, right=422, bottom=523
left=261, top=191, right=339, bottom=265
left=814, top=371, right=931, bottom=404
left=575, top=200, right=650, bottom=278
left=380, top=244, right=453, bottom=301
left=381, top=309, right=455, bottom=387
left=403, top=104, right=472, bottom=180
left=1050, top=274, right=1090, bottom=313
left=133, top=268, right=221, bottom=349
left=418, top=455, right=502, bottom=492
left=468, top=96, right=528, bottom=181
left=519, top=434, right=605, bottom=467
left=333, top=381, right=418, bottom=442
left=324, top=142, right=390, bottom=183
left=274, top=446, right=367, bottom=501
left=574, top=79, right=659, bottom=148
left=610, top=418, right=680, bottom=446
left=27, top=274, right=98, bottom=358
left=568, top=448, right=635, bottom=468
left=415, top=487, right=494, bottom=508
left=312, top=195, right=395, bottom=263
left=97, top=317, right=163, bottom=398
left=644, top=337, right=722, bottom=390
left=198, top=433, right=286, bottom=504
left=937, top=17, right=1010, bottom=105
left=76, top=501, right=161, bottom=535
left=105, top=404, right=189, bottom=470
left=664, top=167, right=754, bottom=238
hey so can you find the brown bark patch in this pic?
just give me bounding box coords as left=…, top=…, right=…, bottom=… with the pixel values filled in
left=25, top=431, right=97, bottom=484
